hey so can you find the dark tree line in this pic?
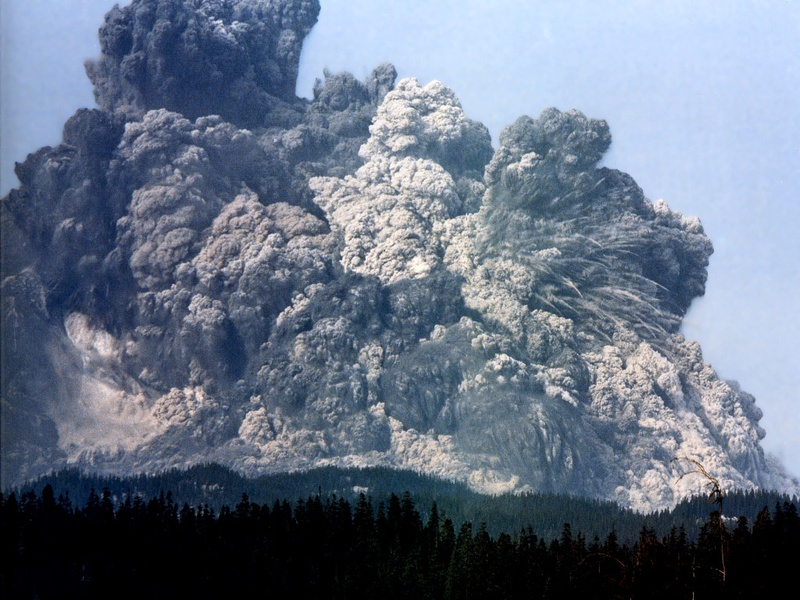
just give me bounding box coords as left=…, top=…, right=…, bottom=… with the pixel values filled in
left=16, top=464, right=797, bottom=544
left=2, top=486, right=798, bottom=599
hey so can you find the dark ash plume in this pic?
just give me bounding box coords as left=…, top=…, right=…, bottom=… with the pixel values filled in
left=86, top=0, right=321, bottom=128
left=1, top=0, right=796, bottom=509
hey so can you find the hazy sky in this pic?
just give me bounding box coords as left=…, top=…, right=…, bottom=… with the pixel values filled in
left=1, top=0, right=798, bottom=479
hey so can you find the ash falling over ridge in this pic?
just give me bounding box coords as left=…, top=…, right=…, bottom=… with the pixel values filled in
left=1, top=0, right=796, bottom=511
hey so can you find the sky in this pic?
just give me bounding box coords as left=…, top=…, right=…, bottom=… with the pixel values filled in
left=1, top=0, right=798, bottom=479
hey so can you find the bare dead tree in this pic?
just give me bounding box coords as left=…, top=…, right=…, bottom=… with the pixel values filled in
left=672, top=456, right=724, bottom=509
left=672, top=456, right=727, bottom=587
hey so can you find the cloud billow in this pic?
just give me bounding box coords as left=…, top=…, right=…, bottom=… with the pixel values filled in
left=1, top=0, right=796, bottom=510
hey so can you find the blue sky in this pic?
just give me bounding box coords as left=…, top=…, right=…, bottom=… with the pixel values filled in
left=1, top=0, right=798, bottom=479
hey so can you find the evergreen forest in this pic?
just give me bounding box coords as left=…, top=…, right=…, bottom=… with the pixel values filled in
left=2, top=466, right=799, bottom=599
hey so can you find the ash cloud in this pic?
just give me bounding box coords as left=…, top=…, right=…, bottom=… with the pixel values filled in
left=1, top=0, right=796, bottom=509
left=310, top=78, right=492, bottom=284
left=86, top=0, right=320, bottom=128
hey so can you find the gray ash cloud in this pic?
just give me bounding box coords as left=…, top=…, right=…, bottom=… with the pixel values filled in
left=1, top=0, right=796, bottom=509
left=86, top=0, right=320, bottom=128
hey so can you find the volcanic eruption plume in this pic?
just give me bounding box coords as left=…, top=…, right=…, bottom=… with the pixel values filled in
left=1, top=0, right=797, bottom=511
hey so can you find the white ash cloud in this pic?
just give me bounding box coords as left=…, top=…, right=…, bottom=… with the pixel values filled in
left=310, top=78, right=491, bottom=284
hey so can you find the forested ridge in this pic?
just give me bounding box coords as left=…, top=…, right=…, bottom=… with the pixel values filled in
left=11, top=464, right=799, bottom=542
left=2, top=469, right=798, bottom=599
